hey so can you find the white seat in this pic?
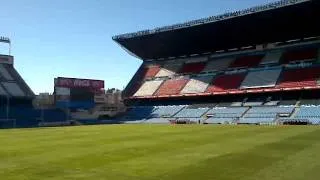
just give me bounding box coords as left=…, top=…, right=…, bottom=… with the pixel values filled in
left=180, top=75, right=213, bottom=94
left=155, top=63, right=183, bottom=77
left=134, top=80, right=163, bottom=96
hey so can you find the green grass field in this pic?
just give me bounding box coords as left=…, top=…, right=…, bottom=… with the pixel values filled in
left=0, top=125, right=320, bottom=180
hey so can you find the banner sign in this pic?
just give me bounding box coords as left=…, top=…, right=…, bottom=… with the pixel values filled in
left=55, top=77, right=104, bottom=90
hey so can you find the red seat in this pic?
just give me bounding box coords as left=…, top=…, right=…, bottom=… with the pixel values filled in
left=206, top=74, right=246, bottom=93
left=277, top=67, right=320, bottom=88
left=282, top=49, right=318, bottom=64
left=180, top=62, right=206, bottom=74
left=155, top=78, right=189, bottom=96
left=229, top=55, right=263, bottom=68
left=143, top=66, right=161, bottom=79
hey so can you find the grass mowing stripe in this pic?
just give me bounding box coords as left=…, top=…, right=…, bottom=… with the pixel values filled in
left=0, top=125, right=319, bottom=180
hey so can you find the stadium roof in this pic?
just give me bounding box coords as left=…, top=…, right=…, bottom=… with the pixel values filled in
left=113, top=0, right=320, bottom=60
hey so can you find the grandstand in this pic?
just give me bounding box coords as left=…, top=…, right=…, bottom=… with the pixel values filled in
left=113, top=0, right=320, bottom=125
left=0, top=39, right=69, bottom=128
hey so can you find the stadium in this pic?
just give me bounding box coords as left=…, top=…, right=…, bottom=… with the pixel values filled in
left=1, top=0, right=320, bottom=179
left=113, top=0, right=320, bottom=125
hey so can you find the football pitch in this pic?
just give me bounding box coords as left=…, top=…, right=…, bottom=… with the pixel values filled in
left=0, top=125, right=320, bottom=180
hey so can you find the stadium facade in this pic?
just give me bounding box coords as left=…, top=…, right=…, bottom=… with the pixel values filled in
left=113, top=0, right=320, bottom=124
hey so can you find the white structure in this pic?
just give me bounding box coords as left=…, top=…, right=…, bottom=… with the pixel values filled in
left=180, top=75, right=213, bottom=94
left=134, top=80, right=163, bottom=96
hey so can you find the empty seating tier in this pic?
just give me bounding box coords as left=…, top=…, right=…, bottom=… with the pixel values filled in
left=179, top=62, right=206, bottom=74
left=276, top=67, right=320, bottom=88
left=180, top=76, right=213, bottom=94
left=125, top=106, right=155, bottom=119
left=206, top=107, right=249, bottom=118
left=245, top=106, right=294, bottom=116
left=295, top=106, right=320, bottom=118
left=134, top=80, right=163, bottom=97
left=202, top=58, right=234, bottom=72
left=239, top=117, right=275, bottom=124
left=0, top=64, right=14, bottom=80
left=150, top=106, right=185, bottom=118
left=155, top=78, right=189, bottom=96
left=2, top=82, right=25, bottom=97
left=0, top=85, right=7, bottom=95
left=155, top=63, right=183, bottom=77
left=206, top=117, right=235, bottom=124
left=144, top=118, right=170, bottom=124
left=294, top=107, right=320, bottom=124
left=229, top=55, right=263, bottom=68
left=300, top=99, right=320, bottom=106
left=143, top=65, right=161, bottom=78
left=240, top=68, right=282, bottom=89
left=260, top=51, right=282, bottom=65
left=206, top=74, right=246, bottom=93
left=174, top=107, right=210, bottom=118
left=282, top=48, right=318, bottom=63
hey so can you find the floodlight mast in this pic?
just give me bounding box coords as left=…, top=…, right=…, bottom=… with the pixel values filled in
left=0, top=36, right=11, bottom=55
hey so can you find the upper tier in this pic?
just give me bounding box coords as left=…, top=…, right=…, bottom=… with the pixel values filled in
left=125, top=43, right=320, bottom=99
left=113, top=0, right=320, bottom=60
left=0, top=55, right=34, bottom=98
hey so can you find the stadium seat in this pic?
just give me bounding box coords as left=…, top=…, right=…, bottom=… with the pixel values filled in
left=180, top=75, right=213, bottom=94
left=155, top=77, right=189, bottom=96
left=295, top=106, right=320, bottom=117
left=205, top=117, right=235, bottom=124
left=143, top=65, right=161, bottom=79
left=133, top=80, right=163, bottom=97
left=293, top=107, right=320, bottom=124
left=179, top=62, right=206, bottom=74
left=150, top=105, right=185, bottom=118
left=0, top=64, right=14, bottom=80
left=206, top=107, right=249, bottom=118
left=264, top=101, right=280, bottom=106
left=155, top=63, right=183, bottom=77
left=243, top=101, right=264, bottom=106
left=2, top=82, right=25, bottom=97
left=260, top=51, right=282, bottom=65
left=174, top=106, right=210, bottom=118
left=0, top=85, right=8, bottom=95
left=143, top=118, right=170, bottom=124
left=155, top=68, right=175, bottom=77
left=125, top=106, right=155, bottom=119
left=239, top=117, right=275, bottom=124
left=175, top=118, right=204, bottom=123
left=279, top=100, right=297, bottom=106
left=282, top=48, right=318, bottom=64
left=229, top=55, right=264, bottom=68
left=240, top=68, right=282, bottom=89
left=276, top=67, right=320, bottom=88
left=202, top=57, right=234, bottom=72
left=245, top=106, right=294, bottom=115
left=206, top=73, right=246, bottom=93
left=300, top=99, right=320, bottom=106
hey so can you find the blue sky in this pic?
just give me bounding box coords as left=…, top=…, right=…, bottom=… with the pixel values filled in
left=0, top=0, right=277, bottom=94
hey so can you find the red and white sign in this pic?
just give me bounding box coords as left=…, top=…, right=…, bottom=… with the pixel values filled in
left=55, top=77, right=104, bottom=90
